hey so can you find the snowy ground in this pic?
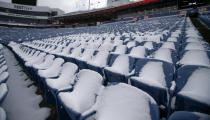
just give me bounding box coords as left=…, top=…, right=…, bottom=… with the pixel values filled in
left=1, top=47, right=50, bottom=120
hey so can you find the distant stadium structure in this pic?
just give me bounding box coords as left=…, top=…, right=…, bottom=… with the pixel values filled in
left=12, top=0, right=37, bottom=6
left=0, top=1, right=64, bottom=24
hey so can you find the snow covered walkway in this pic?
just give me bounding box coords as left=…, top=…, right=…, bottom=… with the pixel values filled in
left=1, top=47, right=50, bottom=120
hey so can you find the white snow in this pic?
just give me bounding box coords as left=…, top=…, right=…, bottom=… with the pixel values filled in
left=179, top=68, right=210, bottom=105
left=167, top=37, right=178, bottom=42
left=45, top=62, right=78, bottom=91
left=25, top=52, right=47, bottom=67
left=0, top=107, right=6, bottom=120
left=179, top=50, right=210, bottom=67
left=0, top=83, right=8, bottom=100
left=129, top=46, right=146, bottom=58
left=58, top=69, right=103, bottom=114
left=111, top=45, right=127, bottom=55
left=153, top=48, right=173, bottom=64
left=33, top=54, right=55, bottom=70
left=87, top=51, right=109, bottom=67
left=184, top=42, right=206, bottom=51
left=82, top=83, right=158, bottom=120
left=38, top=58, right=64, bottom=78
left=0, top=65, right=8, bottom=74
left=161, top=42, right=176, bottom=50
left=144, top=42, right=154, bottom=50
left=131, top=61, right=166, bottom=88
left=1, top=47, right=50, bottom=120
left=105, top=54, right=130, bottom=75
left=0, top=72, right=9, bottom=83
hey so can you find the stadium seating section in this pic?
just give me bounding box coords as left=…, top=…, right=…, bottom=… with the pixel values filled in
left=0, top=14, right=210, bottom=120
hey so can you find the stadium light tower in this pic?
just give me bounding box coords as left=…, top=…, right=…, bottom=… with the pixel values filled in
left=88, top=0, right=91, bottom=10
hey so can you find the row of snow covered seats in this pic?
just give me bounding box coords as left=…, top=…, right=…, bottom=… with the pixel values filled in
left=7, top=42, right=162, bottom=120
left=6, top=15, right=210, bottom=119
left=170, top=18, right=210, bottom=115
left=0, top=44, right=9, bottom=120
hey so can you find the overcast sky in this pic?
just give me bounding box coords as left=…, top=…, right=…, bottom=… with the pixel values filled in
left=0, top=0, right=107, bottom=13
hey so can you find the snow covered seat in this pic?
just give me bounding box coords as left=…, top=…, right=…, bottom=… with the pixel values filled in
left=49, top=46, right=63, bottom=54
left=0, top=83, right=8, bottom=104
left=0, top=61, right=6, bottom=68
left=98, top=43, right=115, bottom=52
left=128, top=46, right=148, bottom=59
left=25, top=52, right=47, bottom=67
left=110, top=45, right=127, bottom=55
left=174, top=66, right=210, bottom=114
left=168, top=111, right=210, bottom=120
left=45, top=62, right=78, bottom=105
left=75, top=48, right=96, bottom=69
left=80, top=83, right=160, bottom=120
left=23, top=50, right=41, bottom=62
left=126, top=41, right=138, bottom=49
left=130, top=59, right=174, bottom=106
left=66, top=47, right=83, bottom=64
left=178, top=50, right=210, bottom=67
left=37, top=58, right=64, bottom=91
left=168, top=36, right=180, bottom=43
left=0, top=107, right=7, bottom=120
left=151, top=48, right=178, bottom=65
left=181, top=42, right=209, bottom=51
left=87, top=51, right=111, bottom=75
left=142, top=41, right=158, bottom=53
left=104, top=54, right=135, bottom=83
left=0, top=72, right=9, bottom=84
left=57, top=69, right=103, bottom=120
left=32, top=54, right=55, bottom=70
left=0, top=65, right=8, bottom=75
left=160, top=42, right=178, bottom=51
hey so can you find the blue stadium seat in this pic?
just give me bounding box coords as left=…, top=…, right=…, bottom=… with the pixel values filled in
left=80, top=83, right=160, bottom=120
left=104, top=54, right=135, bottom=83
left=45, top=62, right=78, bottom=105
left=168, top=111, right=210, bottom=120
left=130, top=58, right=174, bottom=106
left=57, top=69, right=103, bottom=120
left=174, top=66, right=210, bottom=114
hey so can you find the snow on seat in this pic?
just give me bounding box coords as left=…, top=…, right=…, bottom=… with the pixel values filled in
left=151, top=48, right=178, bottom=64
left=128, top=46, right=148, bottom=59
left=32, top=54, right=55, bottom=70
left=130, top=59, right=174, bottom=106
left=87, top=51, right=111, bottom=75
left=0, top=83, right=8, bottom=104
left=80, top=83, right=159, bottom=120
left=49, top=45, right=63, bottom=54
left=126, top=41, right=137, bottom=49
left=98, top=43, right=115, bottom=52
left=110, top=45, right=127, bottom=55
left=179, top=50, right=210, bottom=67
left=57, top=69, right=103, bottom=120
left=45, top=62, right=78, bottom=104
left=0, top=107, right=6, bottom=120
left=66, top=47, right=83, bottom=63
left=75, top=48, right=96, bottom=69
left=168, top=111, right=210, bottom=120
left=0, top=65, right=8, bottom=74
left=167, top=37, right=179, bottom=43
left=37, top=58, right=64, bottom=91
left=104, top=54, right=135, bottom=83
left=174, top=66, right=210, bottom=114
left=0, top=72, right=9, bottom=84
left=23, top=50, right=41, bottom=62
left=182, top=42, right=209, bottom=51
left=160, top=42, right=177, bottom=50
left=25, top=52, right=47, bottom=67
